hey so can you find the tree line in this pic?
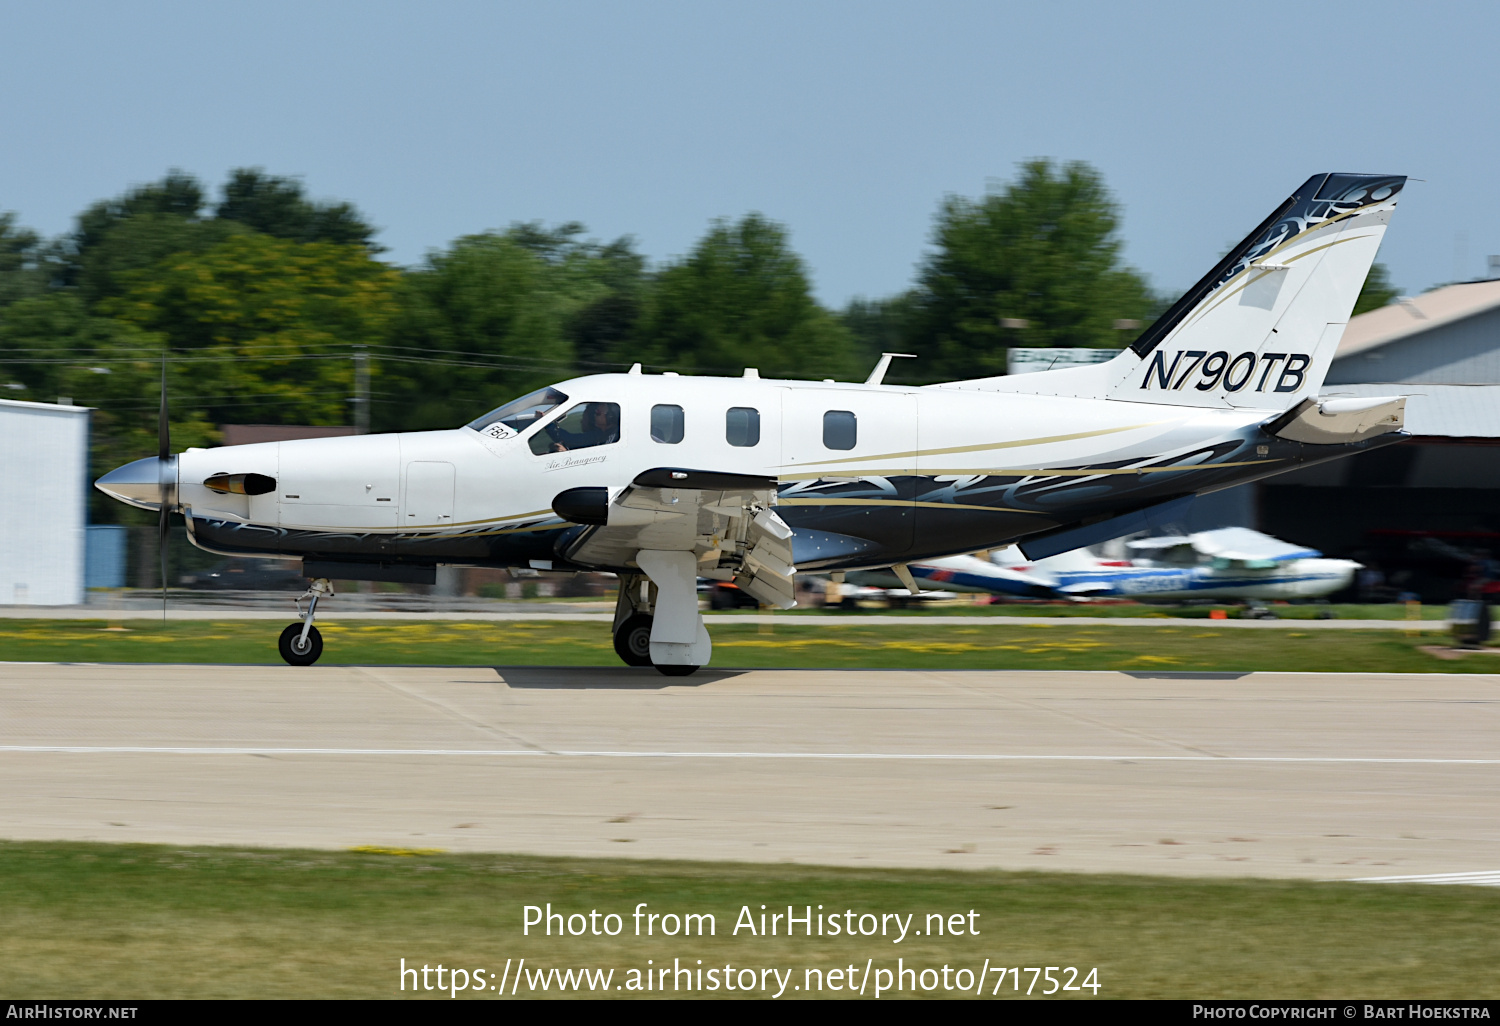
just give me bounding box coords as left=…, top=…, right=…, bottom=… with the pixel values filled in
left=0, top=160, right=1395, bottom=525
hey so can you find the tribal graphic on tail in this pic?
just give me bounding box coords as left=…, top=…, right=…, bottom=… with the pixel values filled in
left=987, top=173, right=1405, bottom=411
left=1109, top=172, right=1405, bottom=409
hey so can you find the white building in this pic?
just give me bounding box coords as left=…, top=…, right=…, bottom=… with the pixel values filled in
left=0, top=399, right=90, bottom=605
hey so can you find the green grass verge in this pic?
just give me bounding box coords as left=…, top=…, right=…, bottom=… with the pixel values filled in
left=1, top=841, right=1496, bottom=999
left=0, top=618, right=1481, bottom=672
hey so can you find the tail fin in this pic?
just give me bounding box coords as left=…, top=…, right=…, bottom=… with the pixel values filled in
left=1103, top=172, right=1405, bottom=410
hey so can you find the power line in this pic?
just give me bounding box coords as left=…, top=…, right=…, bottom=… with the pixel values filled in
left=79, top=392, right=401, bottom=410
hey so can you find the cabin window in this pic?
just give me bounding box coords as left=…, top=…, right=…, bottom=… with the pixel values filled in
left=823, top=410, right=857, bottom=450
left=726, top=407, right=760, bottom=447
left=651, top=404, right=685, bottom=444
left=530, top=402, right=621, bottom=455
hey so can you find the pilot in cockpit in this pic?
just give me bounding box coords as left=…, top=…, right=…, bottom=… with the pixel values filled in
left=548, top=402, right=620, bottom=452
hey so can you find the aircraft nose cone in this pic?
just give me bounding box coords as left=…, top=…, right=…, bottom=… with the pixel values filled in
left=95, top=455, right=177, bottom=510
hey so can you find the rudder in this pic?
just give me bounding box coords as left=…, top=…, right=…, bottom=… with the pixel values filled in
left=1105, top=172, right=1405, bottom=410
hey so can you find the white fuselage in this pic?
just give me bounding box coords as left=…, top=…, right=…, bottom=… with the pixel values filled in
left=170, top=371, right=1283, bottom=570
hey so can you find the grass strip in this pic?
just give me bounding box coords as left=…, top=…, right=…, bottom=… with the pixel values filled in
left=0, top=841, right=1495, bottom=999
left=0, top=618, right=1480, bottom=672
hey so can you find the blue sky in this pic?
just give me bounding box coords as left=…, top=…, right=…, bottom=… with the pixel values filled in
left=2, top=0, right=1496, bottom=304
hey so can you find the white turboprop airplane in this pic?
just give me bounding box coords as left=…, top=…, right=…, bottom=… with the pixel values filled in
left=873, top=528, right=1359, bottom=603
left=96, top=172, right=1410, bottom=673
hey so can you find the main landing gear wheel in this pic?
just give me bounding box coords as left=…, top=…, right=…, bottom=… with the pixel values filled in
left=614, top=614, right=654, bottom=667
left=278, top=623, right=323, bottom=666
left=655, top=663, right=699, bottom=677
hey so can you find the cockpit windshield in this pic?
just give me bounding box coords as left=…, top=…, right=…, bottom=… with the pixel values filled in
left=466, top=387, right=569, bottom=438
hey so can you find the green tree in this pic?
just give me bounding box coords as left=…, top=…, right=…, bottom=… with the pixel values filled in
left=1353, top=262, right=1399, bottom=317
left=380, top=225, right=641, bottom=430
left=59, top=170, right=215, bottom=299
left=76, top=212, right=247, bottom=306
left=0, top=212, right=44, bottom=308
left=907, top=159, right=1155, bottom=381
left=840, top=293, right=918, bottom=382
left=102, top=232, right=400, bottom=429
left=630, top=214, right=858, bottom=381
left=57, top=169, right=379, bottom=304
left=216, top=168, right=380, bottom=250
left=0, top=293, right=126, bottom=400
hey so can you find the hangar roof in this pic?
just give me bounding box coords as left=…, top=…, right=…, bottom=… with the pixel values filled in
left=0, top=397, right=89, bottom=413
left=1320, top=382, right=1500, bottom=439
left=1337, top=280, right=1500, bottom=359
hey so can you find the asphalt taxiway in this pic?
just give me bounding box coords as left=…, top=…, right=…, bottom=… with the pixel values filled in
left=1, top=664, right=1495, bottom=879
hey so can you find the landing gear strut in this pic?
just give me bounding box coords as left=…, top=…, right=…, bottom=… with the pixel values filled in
left=613, top=574, right=654, bottom=667
left=280, top=578, right=332, bottom=666
left=636, top=551, right=710, bottom=676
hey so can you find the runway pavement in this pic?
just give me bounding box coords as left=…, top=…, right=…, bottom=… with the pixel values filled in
left=1, top=664, right=1496, bottom=880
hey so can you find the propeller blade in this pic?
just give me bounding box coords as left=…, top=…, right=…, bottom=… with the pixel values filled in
left=159, top=354, right=170, bottom=622
left=158, top=355, right=169, bottom=462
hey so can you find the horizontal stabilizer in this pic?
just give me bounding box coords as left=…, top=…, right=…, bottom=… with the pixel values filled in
left=1265, top=395, right=1405, bottom=444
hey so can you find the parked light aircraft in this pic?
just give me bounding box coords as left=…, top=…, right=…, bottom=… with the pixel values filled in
left=96, top=172, right=1410, bottom=673
left=869, top=527, right=1359, bottom=603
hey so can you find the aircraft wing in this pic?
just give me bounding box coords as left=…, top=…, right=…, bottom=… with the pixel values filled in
left=1187, top=527, right=1320, bottom=562
left=553, top=467, right=797, bottom=608
left=1125, top=535, right=1197, bottom=560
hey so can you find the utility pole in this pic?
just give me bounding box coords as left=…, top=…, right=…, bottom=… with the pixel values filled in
left=353, top=345, right=369, bottom=434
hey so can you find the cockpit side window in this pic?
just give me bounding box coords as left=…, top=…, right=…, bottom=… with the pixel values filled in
left=467, top=387, right=569, bottom=439
left=530, top=402, right=622, bottom=455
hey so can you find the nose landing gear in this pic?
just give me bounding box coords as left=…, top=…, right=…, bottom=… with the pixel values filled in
left=279, top=578, right=333, bottom=666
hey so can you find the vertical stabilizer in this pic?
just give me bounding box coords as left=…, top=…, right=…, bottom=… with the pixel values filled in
left=1104, top=173, right=1405, bottom=410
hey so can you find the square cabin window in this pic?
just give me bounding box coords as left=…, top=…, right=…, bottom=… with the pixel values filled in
left=823, top=410, right=857, bottom=450
left=651, top=404, right=685, bottom=444
left=726, top=407, right=760, bottom=447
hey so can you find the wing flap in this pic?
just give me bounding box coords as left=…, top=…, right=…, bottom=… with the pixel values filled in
left=557, top=467, right=797, bottom=609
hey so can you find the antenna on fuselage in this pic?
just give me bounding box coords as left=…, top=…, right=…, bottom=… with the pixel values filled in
left=865, top=352, right=916, bottom=386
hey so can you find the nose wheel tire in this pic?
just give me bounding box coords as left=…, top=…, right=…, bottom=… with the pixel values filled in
left=613, top=614, right=654, bottom=667
left=278, top=623, right=323, bottom=666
